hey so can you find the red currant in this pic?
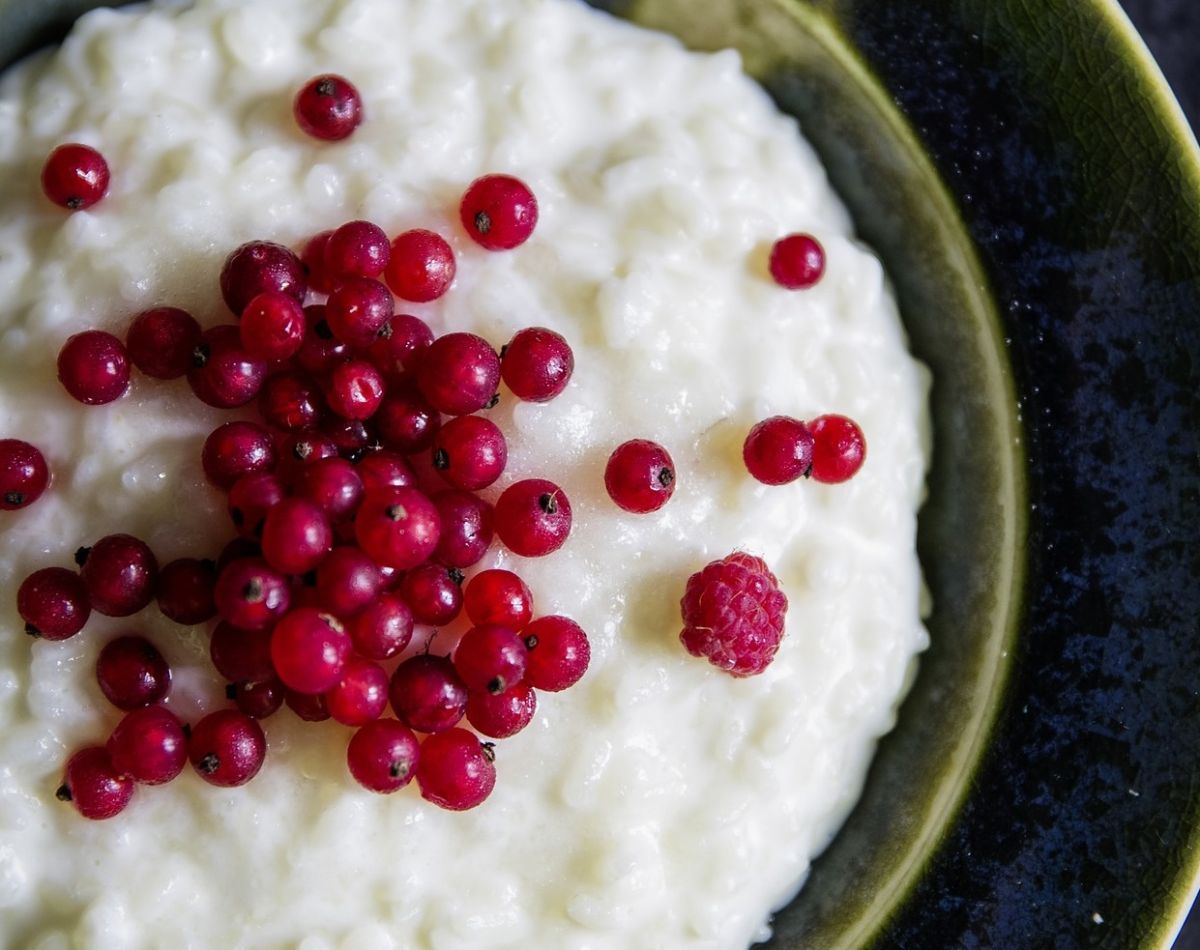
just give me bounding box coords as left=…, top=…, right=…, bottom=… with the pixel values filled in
left=189, top=709, right=266, bottom=787
left=523, top=615, right=590, bottom=691
left=220, top=241, right=307, bottom=317
left=385, top=229, right=456, bottom=303
left=271, top=608, right=350, bottom=694
left=808, top=414, right=867, bottom=483
left=431, top=489, right=494, bottom=569
left=430, top=416, right=506, bottom=491
left=210, top=621, right=276, bottom=683
left=301, top=230, right=335, bottom=294
left=285, top=688, right=331, bottom=722
left=325, top=219, right=390, bottom=280
left=354, top=450, right=417, bottom=496
left=368, top=313, right=434, bottom=380
left=58, top=747, right=132, bottom=820
left=604, top=439, right=675, bottom=513
left=325, top=358, right=385, bottom=421
left=213, top=558, right=291, bottom=632
left=769, top=233, right=826, bottom=289
left=261, top=498, right=333, bottom=575
left=0, top=439, right=49, bottom=510
left=294, top=74, right=363, bottom=141
left=416, top=729, right=496, bottom=811
left=259, top=370, right=327, bottom=432
left=500, top=327, right=573, bottom=402
left=239, top=291, right=306, bottom=362
left=188, top=324, right=267, bottom=409
left=293, top=457, right=364, bottom=522
left=295, top=306, right=350, bottom=376
left=460, top=174, right=538, bottom=250
left=78, top=534, right=158, bottom=617
left=126, top=307, right=201, bottom=379
left=743, top=416, right=815, bottom=485
left=326, top=277, right=394, bottom=349
left=347, top=718, right=420, bottom=793
left=96, top=635, right=171, bottom=710
left=400, top=563, right=464, bottom=626
left=463, top=569, right=533, bottom=630
left=494, top=479, right=572, bottom=557
left=202, top=420, right=276, bottom=491
left=17, top=566, right=91, bottom=640
left=454, top=624, right=527, bottom=695
left=417, top=332, right=500, bottom=416
left=354, top=487, right=440, bottom=570
left=373, top=384, right=441, bottom=454
left=107, top=705, right=187, bottom=785
left=326, top=655, right=389, bottom=727
left=231, top=677, right=285, bottom=719
left=389, top=654, right=468, bottom=734
left=315, top=546, right=381, bottom=617
left=347, top=593, right=413, bottom=661
left=466, top=682, right=536, bottom=739
left=227, top=472, right=286, bottom=538
left=57, top=330, right=130, bottom=405
left=155, top=557, right=217, bottom=626
left=41, top=143, right=109, bottom=210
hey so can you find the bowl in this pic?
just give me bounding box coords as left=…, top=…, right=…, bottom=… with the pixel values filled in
left=2, top=0, right=1198, bottom=946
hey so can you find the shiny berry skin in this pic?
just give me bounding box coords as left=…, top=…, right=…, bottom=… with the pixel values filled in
left=373, top=385, right=441, bottom=454
left=523, top=615, right=590, bottom=691
left=400, top=563, right=463, bottom=626
left=270, top=608, right=350, bottom=694
left=354, top=487, right=440, bottom=570
left=301, top=230, right=335, bottom=294
left=239, top=291, right=306, bottom=361
left=227, top=472, right=287, bottom=538
left=58, top=747, right=132, bottom=820
left=768, top=233, right=826, bottom=289
left=742, top=416, right=815, bottom=485
left=259, top=370, right=326, bottom=432
left=416, top=728, right=496, bottom=811
left=79, top=534, right=158, bottom=617
left=188, top=324, right=268, bottom=409
left=354, top=450, right=417, bottom=496
left=315, top=546, right=381, bottom=617
left=189, top=709, right=266, bottom=787
left=276, top=430, right=339, bottom=482
left=41, top=143, right=109, bottom=210
left=500, top=327, right=573, bottom=402
left=431, top=489, right=493, bottom=569
left=389, top=654, right=468, bottom=734
left=417, top=333, right=500, bottom=416
left=107, top=705, right=187, bottom=785
left=808, top=414, right=867, bottom=483
left=17, top=567, right=91, bottom=640
left=325, top=358, right=385, bottom=420
left=294, top=74, right=363, bottom=141
left=494, top=479, right=572, bottom=557
left=231, top=677, right=285, bottom=719
left=0, top=439, right=49, bottom=510
left=126, top=307, right=201, bottom=379
left=285, top=688, right=330, bottom=721
left=295, top=306, right=350, bottom=376
left=348, top=593, right=413, bottom=661
left=96, top=635, right=171, bottom=710
left=463, top=569, right=533, bottom=630
left=679, top=551, right=788, bottom=677
left=460, top=174, right=538, bottom=251
left=213, top=558, right=291, bottom=632
left=210, top=621, right=275, bottom=683
left=454, top=624, right=527, bottom=695
left=155, top=557, right=217, bottom=625
left=202, top=420, right=276, bottom=490
left=322, top=416, right=372, bottom=461
left=326, top=655, right=390, bottom=727
left=326, top=277, right=394, bottom=349
left=348, top=718, right=420, bottom=793
left=220, top=241, right=307, bottom=316
left=385, top=229, right=456, bottom=303
left=604, top=439, right=675, bottom=513
left=294, top=457, right=364, bottom=522
left=467, top=682, right=536, bottom=739
left=326, top=220, right=390, bottom=280
left=432, top=416, right=507, bottom=491
left=261, top=498, right=333, bottom=575
left=57, top=330, right=130, bottom=405
left=368, top=314, right=434, bottom=380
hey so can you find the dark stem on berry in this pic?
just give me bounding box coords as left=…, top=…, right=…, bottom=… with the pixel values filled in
left=486, top=392, right=500, bottom=409
left=377, top=321, right=393, bottom=341
left=24, top=623, right=42, bottom=638
left=314, top=319, right=334, bottom=340
left=225, top=683, right=238, bottom=700
left=293, top=441, right=314, bottom=461
left=538, top=492, right=558, bottom=515
left=389, top=760, right=410, bottom=779
left=448, top=567, right=464, bottom=585
left=524, top=634, right=539, bottom=650
left=56, top=783, right=73, bottom=802
left=802, top=462, right=814, bottom=479
left=4, top=491, right=24, bottom=506
left=230, top=508, right=245, bottom=527
left=480, top=741, right=496, bottom=763
left=192, top=342, right=211, bottom=368
left=66, top=196, right=84, bottom=210
left=386, top=504, right=407, bottom=522
left=315, top=78, right=336, bottom=97
left=198, top=752, right=219, bottom=774
left=242, top=578, right=265, bottom=603
left=657, top=466, right=675, bottom=488
left=499, top=343, right=509, bottom=360
left=181, top=722, right=192, bottom=740
left=486, top=676, right=504, bottom=695
left=432, top=448, right=449, bottom=470
left=74, top=546, right=91, bottom=567
left=474, top=210, right=492, bottom=235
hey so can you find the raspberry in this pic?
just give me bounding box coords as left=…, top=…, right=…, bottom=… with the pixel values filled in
left=678, top=552, right=788, bottom=677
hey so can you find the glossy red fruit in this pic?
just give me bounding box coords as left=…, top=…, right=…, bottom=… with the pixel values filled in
left=78, top=534, right=158, bottom=617
left=301, top=230, right=336, bottom=294
left=293, top=457, right=364, bottom=522
left=454, top=624, right=527, bottom=695
left=768, top=233, right=826, bottom=289
left=431, top=489, right=493, bottom=569
left=258, top=370, right=327, bottom=432
left=325, top=358, right=385, bottom=421
left=231, top=678, right=285, bottom=720
left=227, top=472, right=286, bottom=539
left=107, top=705, right=188, bottom=785
left=523, top=615, right=590, bottom=691
left=416, top=333, right=500, bottom=416
left=326, top=655, right=390, bottom=727
left=431, top=415, right=507, bottom=491
left=213, top=558, right=291, bottom=632
left=188, top=324, right=268, bottom=409
left=389, top=654, right=468, bottom=734
left=315, top=546, right=381, bottom=617
left=260, top=498, right=333, bottom=575
left=189, top=709, right=267, bottom=787
left=326, top=277, right=394, bottom=349
left=325, top=220, right=390, bottom=280
left=270, top=608, right=350, bottom=694
left=399, top=563, right=463, bottom=626
left=0, top=439, right=49, bottom=510
left=17, top=566, right=91, bottom=640
left=494, top=479, right=572, bottom=557
left=368, top=314, right=434, bottom=380
left=385, top=229, right=456, bottom=303
left=57, top=331, right=130, bottom=405
left=808, top=414, right=867, bottom=484
left=354, top=487, right=440, bottom=570
left=210, top=621, right=276, bottom=683
left=347, top=719, right=420, bottom=793
left=604, top=439, right=676, bottom=513
left=294, top=74, right=363, bottom=141
left=96, top=635, right=171, bottom=710
left=416, top=728, right=496, bottom=811
left=500, top=327, right=573, bottom=402
left=202, top=420, right=276, bottom=491
left=295, top=305, right=350, bottom=376
left=239, top=291, right=306, bottom=361
left=373, top=385, right=441, bottom=454
left=743, top=416, right=815, bottom=486
left=155, top=557, right=217, bottom=625
left=58, top=747, right=133, bottom=820
left=466, top=682, right=536, bottom=739
left=220, top=241, right=307, bottom=317
left=460, top=174, right=538, bottom=250
left=347, top=593, right=413, bottom=661
left=463, top=569, right=532, bottom=630
left=354, top=451, right=417, bottom=496
left=126, top=307, right=202, bottom=380
left=41, top=143, right=109, bottom=210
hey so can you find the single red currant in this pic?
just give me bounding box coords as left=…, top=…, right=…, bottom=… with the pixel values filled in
left=326, top=655, right=390, bottom=727
left=500, top=327, right=573, bottom=402
left=347, top=593, right=414, bottom=661
left=213, top=558, right=291, bottom=632
left=126, top=307, right=201, bottom=379
left=231, top=677, right=285, bottom=720
left=220, top=241, right=307, bottom=316
left=743, top=416, right=815, bottom=485
left=808, top=414, right=867, bottom=483
left=347, top=718, right=420, bottom=793
left=400, top=563, right=464, bottom=626
left=285, top=688, right=331, bottom=722
left=58, top=747, right=133, bottom=820
left=368, top=313, right=434, bottom=380
left=260, top=498, right=333, bottom=575
left=239, top=291, right=306, bottom=361
left=294, top=74, right=363, bottom=141
left=431, top=489, right=494, bottom=569
left=41, top=143, right=109, bottom=210
left=293, top=456, right=364, bottom=522
left=295, top=306, right=350, bottom=376
left=494, top=479, right=572, bottom=557
left=463, top=569, right=533, bottom=630
left=416, top=729, right=496, bottom=811
left=188, top=324, right=268, bottom=409
left=202, top=420, right=276, bottom=491
left=325, top=358, right=385, bottom=421
left=270, top=608, right=350, bottom=694
left=189, top=709, right=266, bottom=787
left=315, top=545, right=381, bottom=617
left=210, top=621, right=276, bottom=683
left=107, top=705, right=188, bottom=785
left=604, top=439, right=675, bottom=513
left=460, top=174, right=538, bottom=251
left=354, top=450, right=417, bottom=496
left=0, top=439, right=49, bottom=510
left=417, top=333, right=500, bottom=416
left=769, top=233, right=826, bottom=289
left=354, top=487, right=440, bottom=570
left=373, top=385, right=441, bottom=454
left=523, top=615, right=590, bottom=691
left=326, top=220, right=390, bottom=280
left=78, top=534, right=158, bottom=617
left=259, top=370, right=327, bottom=432
left=389, top=654, right=468, bottom=734
left=227, top=472, right=287, bottom=539
left=321, top=416, right=372, bottom=461
left=96, top=635, right=171, bottom=710
left=155, top=557, right=217, bottom=626
left=275, top=430, right=339, bottom=482
left=454, top=624, right=527, bottom=695
left=431, top=415, right=507, bottom=491
left=466, top=682, right=536, bottom=739
left=57, top=330, right=130, bottom=405
left=17, top=566, right=91, bottom=640
left=326, top=277, right=394, bottom=349
left=301, top=230, right=336, bottom=294
left=385, top=229, right=456, bottom=303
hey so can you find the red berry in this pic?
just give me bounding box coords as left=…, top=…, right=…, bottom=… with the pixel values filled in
left=463, top=569, right=532, bottom=630
left=347, top=718, right=420, bottom=793
left=57, top=330, right=130, bottom=405
left=276, top=430, right=339, bottom=482
left=259, top=370, right=327, bottom=432
left=743, top=416, right=815, bottom=485
left=417, top=332, right=499, bottom=415
left=202, top=420, right=276, bottom=491
left=373, top=385, right=441, bottom=454
left=500, top=327, right=573, bottom=402
left=107, top=705, right=187, bottom=785
left=431, top=489, right=493, bottom=569
left=347, top=593, right=413, bottom=661
left=188, top=324, right=268, bottom=409
left=494, top=479, right=572, bottom=557
left=295, top=306, right=350, bottom=376
left=769, top=233, right=825, bottom=289
left=385, top=229, right=456, bottom=303
left=368, top=314, right=434, bottom=380
left=326, top=220, right=390, bottom=280
left=126, top=307, right=201, bottom=379
left=431, top=415, right=507, bottom=491
left=301, top=230, right=336, bottom=294
left=294, top=74, right=363, bottom=141
left=17, top=566, right=91, bottom=640
left=271, top=608, right=350, bottom=694
left=78, top=534, right=158, bottom=617
left=239, top=291, right=306, bottom=361
left=454, top=624, right=528, bottom=695
left=604, top=439, right=675, bottom=513
left=322, top=416, right=372, bottom=461
left=227, top=472, right=286, bottom=538
left=220, top=241, right=307, bottom=317
left=466, top=682, right=536, bottom=739
left=354, top=450, right=417, bottom=496
left=189, top=709, right=266, bottom=787
left=315, top=546, right=381, bottom=617
left=389, top=654, right=467, bottom=734
left=400, top=563, right=463, bottom=626
left=0, top=439, right=49, bottom=510
left=808, top=414, right=867, bottom=483
left=210, top=621, right=276, bottom=683
left=325, top=358, right=385, bottom=421
left=326, top=277, right=394, bottom=349
left=285, top=688, right=331, bottom=722
left=460, top=174, right=538, bottom=250
left=416, top=728, right=496, bottom=811
left=155, top=557, right=217, bottom=625
left=354, top=487, right=440, bottom=570
left=213, top=558, right=291, bottom=632
left=293, top=457, right=364, bottom=522
left=231, top=678, right=285, bottom=719
left=679, top=552, right=788, bottom=677
left=326, top=655, right=389, bottom=726
left=58, top=747, right=132, bottom=820
left=523, top=616, right=590, bottom=691
left=261, top=498, right=333, bottom=575
left=96, top=635, right=171, bottom=710
left=41, top=143, right=109, bottom=210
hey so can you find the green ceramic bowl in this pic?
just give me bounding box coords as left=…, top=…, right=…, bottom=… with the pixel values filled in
left=3, top=0, right=1198, bottom=947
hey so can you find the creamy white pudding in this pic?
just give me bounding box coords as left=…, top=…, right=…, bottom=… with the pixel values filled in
left=0, top=0, right=931, bottom=946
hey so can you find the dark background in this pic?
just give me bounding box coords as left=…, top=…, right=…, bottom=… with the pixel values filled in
left=1112, top=3, right=1197, bottom=948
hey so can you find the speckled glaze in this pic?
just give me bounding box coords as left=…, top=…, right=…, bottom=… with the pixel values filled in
left=2, top=0, right=1198, bottom=948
